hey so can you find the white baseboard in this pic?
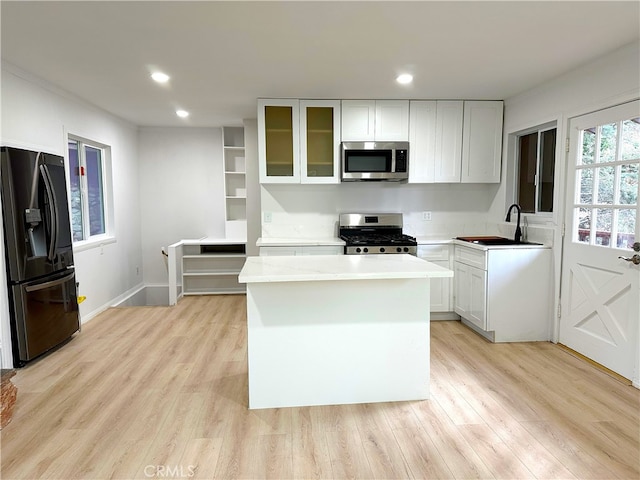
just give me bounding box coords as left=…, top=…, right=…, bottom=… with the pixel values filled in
left=82, top=284, right=173, bottom=323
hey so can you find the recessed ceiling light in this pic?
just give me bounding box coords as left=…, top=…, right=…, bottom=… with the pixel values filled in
left=396, top=74, right=413, bottom=85
left=151, top=72, right=170, bottom=83
left=176, top=109, right=189, bottom=118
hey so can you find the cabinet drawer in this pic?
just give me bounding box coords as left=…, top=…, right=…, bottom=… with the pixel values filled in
left=260, top=245, right=343, bottom=256
left=417, top=244, right=450, bottom=262
left=260, top=246, right=300, bottom=256
left=454, top=246, right=486, bottom=270
left=301, top=246, right=343, bottom=255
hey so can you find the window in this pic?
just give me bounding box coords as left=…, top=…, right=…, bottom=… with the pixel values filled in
left=574, top=116, right=639, bottom=248
left=67, top=137, right=110, bottom=243
left=516, top=125, right=557, bottom=214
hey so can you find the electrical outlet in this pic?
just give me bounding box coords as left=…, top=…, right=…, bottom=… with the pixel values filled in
left=263, top=212, right=272, bottom=223
left=422, top=211, right=432, bottom=221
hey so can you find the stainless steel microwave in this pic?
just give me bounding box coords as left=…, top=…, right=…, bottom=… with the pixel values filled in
left=341, top=141, right=409, bottom=182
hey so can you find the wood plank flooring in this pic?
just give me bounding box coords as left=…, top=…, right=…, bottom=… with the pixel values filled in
left=1, top=295, right=638, bottom=479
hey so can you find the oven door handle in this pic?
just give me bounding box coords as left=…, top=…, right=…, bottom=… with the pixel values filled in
left=25, top=271, right=75, bottom=293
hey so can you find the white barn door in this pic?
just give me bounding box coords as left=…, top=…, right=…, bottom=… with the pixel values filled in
left=559, top=100, right=640, bottom=381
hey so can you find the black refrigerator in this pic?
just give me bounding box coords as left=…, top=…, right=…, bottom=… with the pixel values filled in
left=1, top=146, right=80, bottom=366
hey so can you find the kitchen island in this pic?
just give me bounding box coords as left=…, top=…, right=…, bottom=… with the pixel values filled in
left=238, top=254, right=453, bottom=409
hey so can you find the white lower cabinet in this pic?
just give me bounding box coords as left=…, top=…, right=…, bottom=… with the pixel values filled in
left=454, top=261, right=487, bottom=329
left=453, top=243, right=552, bottom=342
left=182, top=243, right=246, bottom=295
left=417, top=244, right=453, bottom=314
left=259, top=245, right=343, bottom=256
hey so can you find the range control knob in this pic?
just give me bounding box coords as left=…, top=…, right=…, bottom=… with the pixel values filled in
left=397, top=247, right=402, bottom=252
left=404, top=247, right=409, bottom=252
left=380, top=247, right=385, bottom=253
left=356, top=247, right=361, bottom=253
left=363, top=248, right=369, bottom=253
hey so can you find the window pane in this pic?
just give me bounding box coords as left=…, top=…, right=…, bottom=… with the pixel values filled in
left=67, top=140, right=84, bottom=242
left=576, top=207, right=590, bottom=244
left=621, top=118, right=640, bottom=161
left=617, top=209, right=636, bottom=248
left=578, top=168, right=593, bottom=204
left=518, top=132, right=537, bottom=213
left=596, top=166, right=615, bottom=204
left=84, top=146, right=105, bottom=236
left=581, top=128, right=595, bottom=165
left=595, top=208, right=612, bottom=246
left=598, top=123, right=617, bottom=163
left=538, top=129, right=556, bottom=212
left=619, top=164, right=638, bottom=205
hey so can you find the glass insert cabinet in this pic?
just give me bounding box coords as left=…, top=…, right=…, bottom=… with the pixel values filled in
left=257, top=99, right=341, bottom=184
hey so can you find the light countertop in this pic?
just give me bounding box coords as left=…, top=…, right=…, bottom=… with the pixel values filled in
left=239, top=254, right=453, bottom=283
left=179, top=237, right=247, bottom=245
left=256, top=237, right=345, bottom=247
left=452, top=239, right=550, bottom=251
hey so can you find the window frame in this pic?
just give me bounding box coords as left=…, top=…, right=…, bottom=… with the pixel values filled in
left=515, top=122, right=557, bottom=218
left=67, top=135, right=114, bottom=250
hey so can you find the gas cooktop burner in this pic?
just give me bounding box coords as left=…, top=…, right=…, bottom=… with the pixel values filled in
left=339, top=213, right=418, bottom=255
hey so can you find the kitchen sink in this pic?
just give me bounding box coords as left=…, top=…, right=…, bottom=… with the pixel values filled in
left=456, top=236, right=541, bottom=246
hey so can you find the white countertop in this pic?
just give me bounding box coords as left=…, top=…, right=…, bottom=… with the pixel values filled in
left=180, top=237, right=247, bottom=245
left=415, top=236, right=454, bottom=245
left=239, top=254, right=453, bottom=283
left=452, top=239, right=550, bottom=250
left=256, top=237, right=345, bottom=247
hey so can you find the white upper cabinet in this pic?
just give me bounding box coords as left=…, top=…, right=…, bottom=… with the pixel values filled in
left=300, top=100, right=341, bottom=184
left=341, top=100, right=376, bottom=141
left=409, top=100, right=503, bottom=184
left=341, top=100, right=409, bottom=141
left=258, top=99, right=300, bottom=184
left=374, top=100, right=410, bottom=141
left=461, top=100, right=504, bottom=183
left=409, top=100, right=463, bottom=183
left=408, top=101, right=437, bottom=183
left=435, top=101, right=464, bottom=182
left=258, top=99, right=341, bottom=184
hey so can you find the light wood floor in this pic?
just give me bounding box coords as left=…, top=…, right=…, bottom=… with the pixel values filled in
left=1, top=295, right=638, bottom=479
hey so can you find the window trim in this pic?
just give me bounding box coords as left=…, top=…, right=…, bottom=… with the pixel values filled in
left=66, top=134, right=114, bottom=249
left=506, top=119, right=560, bottom=225
left=515, top=123, right=557, bottom=216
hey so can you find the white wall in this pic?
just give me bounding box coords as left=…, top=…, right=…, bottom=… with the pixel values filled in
left=261, top=182, right=499, bottom=239
left=244, top=119, right=261, bottom=257
left=494, top=41, right=640, bottom=221
left=138, top=127, right=225, bottom=289
left=0, top=63, right=143, bottom=367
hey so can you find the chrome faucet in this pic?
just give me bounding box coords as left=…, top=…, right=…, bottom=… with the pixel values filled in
left=505, top=204, right=522, bottom=243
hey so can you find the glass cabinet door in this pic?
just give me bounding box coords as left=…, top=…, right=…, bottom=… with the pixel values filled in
left=300, top=100, right=341, bottom=184
left=258, top=99, right=300, bottom=183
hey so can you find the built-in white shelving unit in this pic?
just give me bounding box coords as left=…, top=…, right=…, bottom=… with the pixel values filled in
left=222, top=127, right=247, bottom=239
left=181, top=241, right=246, bottom=297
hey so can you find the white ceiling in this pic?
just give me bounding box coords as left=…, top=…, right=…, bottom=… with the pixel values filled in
left=2, top=1, right=639, bottom=128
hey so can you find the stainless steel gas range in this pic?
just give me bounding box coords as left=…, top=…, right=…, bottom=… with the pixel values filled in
left=339, top=213, right=417, bottom=255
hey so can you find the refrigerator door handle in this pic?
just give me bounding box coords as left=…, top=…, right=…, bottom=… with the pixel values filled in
left=40, top=164, right=59, bottom=262
left=25, top=271, right=75, bottom=293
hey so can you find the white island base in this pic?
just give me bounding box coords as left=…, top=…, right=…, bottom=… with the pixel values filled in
left=239, top=254, right=453, bottom=410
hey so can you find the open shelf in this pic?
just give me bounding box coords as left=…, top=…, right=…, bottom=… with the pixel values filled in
left=181, top=241, right=246, bottom=295
left=223, top=127, right=247, bottom=238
